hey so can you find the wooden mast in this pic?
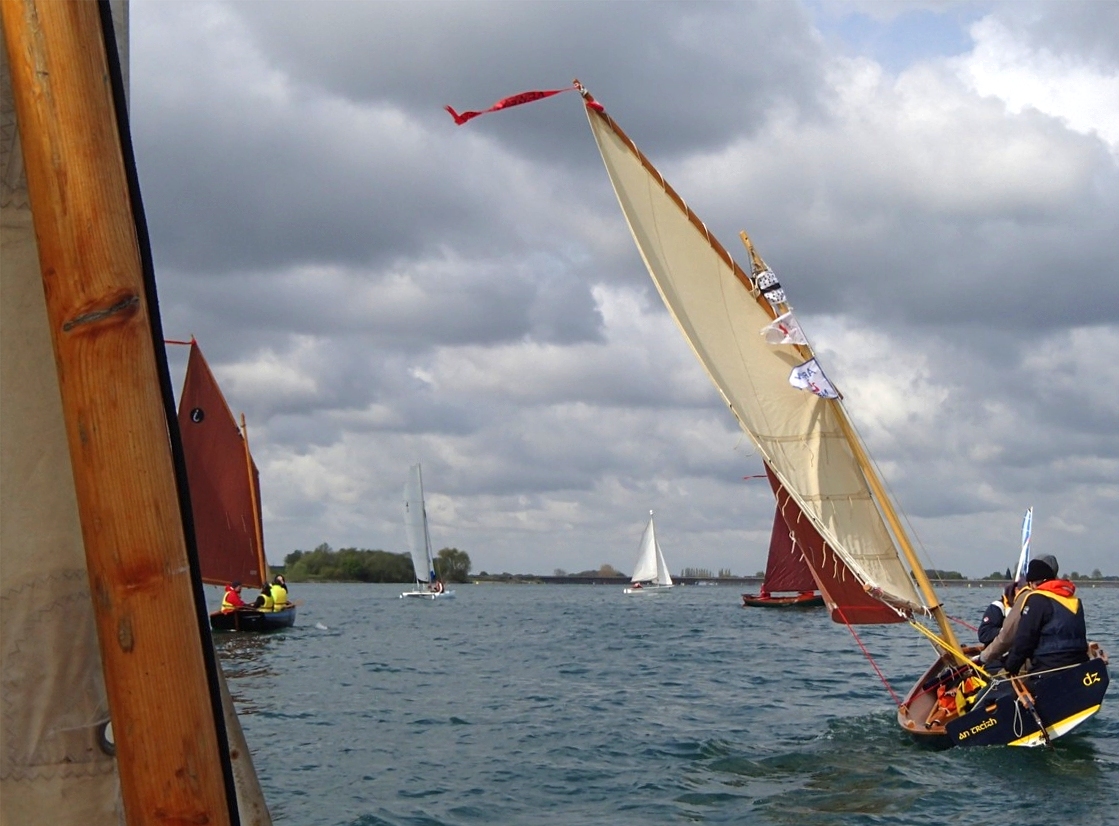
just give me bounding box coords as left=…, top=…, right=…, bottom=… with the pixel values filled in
left=241, top=413, right=270, bottom=585
left=1, top=2, right=235, bottom=823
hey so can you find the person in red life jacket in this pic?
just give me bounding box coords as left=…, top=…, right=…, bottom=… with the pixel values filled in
left=221, top=581, right=246, bottom=613
left=1004, top=555, right=1089, bottom=677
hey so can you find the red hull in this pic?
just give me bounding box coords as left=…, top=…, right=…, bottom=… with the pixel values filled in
left=741, top=592, right=825, bottom=608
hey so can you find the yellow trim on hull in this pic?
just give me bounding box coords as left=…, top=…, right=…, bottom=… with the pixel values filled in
left=1007, top=704, right=1101, bottom=747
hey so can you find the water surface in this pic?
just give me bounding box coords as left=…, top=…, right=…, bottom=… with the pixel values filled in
left=214, top=583, right=1119, bottom=825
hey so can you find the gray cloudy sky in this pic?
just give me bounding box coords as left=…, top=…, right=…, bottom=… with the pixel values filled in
left=129, top=0, right=1119, bottom=579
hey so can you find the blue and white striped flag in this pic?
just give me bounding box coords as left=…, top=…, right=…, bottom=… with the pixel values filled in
left=1015, top=507, right=1032, bottom=581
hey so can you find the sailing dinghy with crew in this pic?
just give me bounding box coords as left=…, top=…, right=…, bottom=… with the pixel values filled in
left=624, top=511, right=675, bottom=594
left=176, top=339, right=296, bottom=631
left=446, top=81, right=1109, bottom=746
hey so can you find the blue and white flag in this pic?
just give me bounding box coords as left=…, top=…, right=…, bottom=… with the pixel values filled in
left=761, top=311, right=808, bottom=346
left=789, top=358, right=838, bottom=399
left=1015, top=507, right=1032, bottom=581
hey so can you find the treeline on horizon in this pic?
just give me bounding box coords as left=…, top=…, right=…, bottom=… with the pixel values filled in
left=282, top=543, right=471, bottom=583
left=931, top=568, right=1118, bottom=581
left=277, top=548, right=1118, bottom=584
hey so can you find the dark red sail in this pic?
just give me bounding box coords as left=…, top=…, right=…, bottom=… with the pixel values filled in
left=767, top=466, right=905, bottom=624
left=177, top=342, right=266, bottom=588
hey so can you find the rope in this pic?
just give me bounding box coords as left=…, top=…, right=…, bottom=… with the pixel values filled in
left=835, top=604, right=903, bottom=707
left=949, top=613, right=977, bottom=633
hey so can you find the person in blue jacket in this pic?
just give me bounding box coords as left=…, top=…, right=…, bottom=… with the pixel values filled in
left=1005, top=556, right=1089, bottom=677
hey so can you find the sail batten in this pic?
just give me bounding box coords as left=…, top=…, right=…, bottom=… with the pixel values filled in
left=585, top=103, right=923, bottom=619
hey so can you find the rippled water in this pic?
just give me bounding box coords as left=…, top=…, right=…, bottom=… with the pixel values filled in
left=213, top=583, right=1119, bottom=825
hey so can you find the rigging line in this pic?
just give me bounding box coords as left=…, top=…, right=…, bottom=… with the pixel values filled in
left=907, top=620, right=972, bottom=669
left=834, top=604, right=902, bottom=707
left=948, top=613, right=978, bottom=632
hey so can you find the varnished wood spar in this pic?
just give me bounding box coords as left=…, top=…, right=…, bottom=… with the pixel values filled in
left=1, top=3, right=235, bottom=825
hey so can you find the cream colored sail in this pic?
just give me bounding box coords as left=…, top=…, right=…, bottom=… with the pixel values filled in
left=585, top=106, right=923, bottom=615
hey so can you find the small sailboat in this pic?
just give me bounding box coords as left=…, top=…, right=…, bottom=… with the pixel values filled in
left=741, top=505, right=825, bottom=608
left=624, top=511, right=675, bottom=594
left=176, top=339, right=296, bottom=631
left=400, top=463, right=455, bottom=599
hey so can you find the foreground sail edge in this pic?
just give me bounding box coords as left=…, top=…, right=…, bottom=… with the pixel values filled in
left=1, top=0, right=271, bottom=821
left=582, top=102, right=923, bottom=621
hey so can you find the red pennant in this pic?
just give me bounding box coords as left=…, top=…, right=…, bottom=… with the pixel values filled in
left=445, top=86, right=583, bottom=125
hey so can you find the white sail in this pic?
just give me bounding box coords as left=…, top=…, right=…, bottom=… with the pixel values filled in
left=654, top=537, right=674, bottom=588
left=630, top=515, right=659, bottom=583
left=403, top=464, right=435, bottom=584
left=586, top=107, right=922, bottom=613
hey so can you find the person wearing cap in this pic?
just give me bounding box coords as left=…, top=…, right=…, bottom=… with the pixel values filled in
left=221, top=581, right=246, bottom=613
left=1004, top=555, right=1089, bottom=677
left=978, top=553, right=1059, bottom=668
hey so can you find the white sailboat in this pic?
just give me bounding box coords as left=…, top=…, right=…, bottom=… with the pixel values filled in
left=624, top=511, right=675, bottom=594
left=400, top=464, right=455, bottom=600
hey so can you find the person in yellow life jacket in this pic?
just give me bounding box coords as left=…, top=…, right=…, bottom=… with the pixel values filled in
left=221, top=581, right=246, bottom=613
left=252, top=583, right=274, bottom=612
left=1005, top=555, right=1089, bottom=677
left=270, top=574, right=289, bottom=610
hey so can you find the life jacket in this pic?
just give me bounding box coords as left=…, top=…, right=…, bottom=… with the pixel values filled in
left=221, top=586, right=244, bottom=613
left=1025, top=580, right=1087, bottom=666
left=256, top=588, right=274, bottom=611
left=270, top=583, right=288, bottom=609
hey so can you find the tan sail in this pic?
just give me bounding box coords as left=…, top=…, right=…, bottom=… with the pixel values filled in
left=583, top=99, right=924, bottom=620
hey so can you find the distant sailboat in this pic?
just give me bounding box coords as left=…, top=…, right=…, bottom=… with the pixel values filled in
left=401, top=464, right=455, bottom=599
left=624, top=511, right=675, bottom=594
left=176, top=339, right=296, bottom=631
left=741, top=505, right=824, bottom=608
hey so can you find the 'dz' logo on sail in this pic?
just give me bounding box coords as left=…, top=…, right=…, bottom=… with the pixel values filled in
left=190, top=407, right=205, bottom=423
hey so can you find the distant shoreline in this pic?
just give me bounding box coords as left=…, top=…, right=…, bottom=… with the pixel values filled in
left=273, top=573, right=1119, bottom=587
left=465, top=575, right=1119, bottom=588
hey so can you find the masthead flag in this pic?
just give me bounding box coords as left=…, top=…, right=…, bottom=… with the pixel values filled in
left=446, top=86, right=580, bottom=125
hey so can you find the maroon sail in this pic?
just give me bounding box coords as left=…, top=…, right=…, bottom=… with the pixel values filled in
left=760, top=506, right=818, bottom=593
left=177, top=341, right=266, bottom=589
left=766, top=466, right=905, bottom=624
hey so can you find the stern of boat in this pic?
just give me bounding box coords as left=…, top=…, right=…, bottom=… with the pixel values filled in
left=899, top=644, right=1109, bottom=747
